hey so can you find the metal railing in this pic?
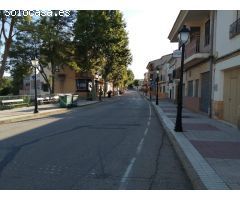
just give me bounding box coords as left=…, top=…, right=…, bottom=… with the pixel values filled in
left=185, top=37, right=200, bottom=59
left=0, top=94, right=60, bottom=110
left=230, top=18, right=240, bottom=38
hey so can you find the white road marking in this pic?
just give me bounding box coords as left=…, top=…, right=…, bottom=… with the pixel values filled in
left=119, top=99, right=152, bottom=189
left=136, top=138, right=145, bottom=155
left=119, top=157, right=136, bottom=189
left=144, top=128, right=149, bottom=136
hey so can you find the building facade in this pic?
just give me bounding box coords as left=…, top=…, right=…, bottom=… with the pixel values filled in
left=54, top=66, right=113, bottom=99
left=213, top=10, right=240, bottom=127
left=20, top=67, right=51, bottom=97
left=168, top=10, right=240, bottom=127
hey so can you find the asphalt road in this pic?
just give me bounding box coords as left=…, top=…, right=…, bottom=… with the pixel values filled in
left=0, top=90, right=192, bottom=189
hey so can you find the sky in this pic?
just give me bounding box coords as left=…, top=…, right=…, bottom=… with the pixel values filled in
left=1, top=0, right=239, bottom=81
left=122, top=10, right=179, bottom=79
left=1, top=9, right=179, bottom=79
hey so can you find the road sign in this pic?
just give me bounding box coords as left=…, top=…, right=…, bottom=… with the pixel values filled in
left=172, top=50, right=182, bottom=58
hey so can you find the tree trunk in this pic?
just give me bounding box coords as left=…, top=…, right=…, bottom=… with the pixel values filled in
left=0, top=16, right=15, bottom=83
left=51, top=61, right=55, bottom=95
left=0, top=39, right=12, bottom=83
left=103, top=78, right=107, bottom=97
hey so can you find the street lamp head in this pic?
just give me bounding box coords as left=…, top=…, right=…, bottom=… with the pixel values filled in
left=178, top=25, right=190, bottom=45
left=31, top=58, right=39, bottom=67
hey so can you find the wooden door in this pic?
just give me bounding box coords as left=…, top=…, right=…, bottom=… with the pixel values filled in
left=224, top=68, right=240, bottom=126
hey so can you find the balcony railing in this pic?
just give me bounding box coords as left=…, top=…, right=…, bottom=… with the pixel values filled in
left=184, top=37, right=200, bottom=59
left=230, top=18, right=240, bottom=38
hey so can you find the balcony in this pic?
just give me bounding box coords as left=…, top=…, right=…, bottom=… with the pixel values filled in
left=229, top=18, right=240, bottom=39
left=185, top=37, right=200, bottom=59
left=184, top=36, right=210, bottom=68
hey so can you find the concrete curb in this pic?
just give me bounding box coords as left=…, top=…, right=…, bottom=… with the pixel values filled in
left=0, top=101, right=100, bottom=125
left=151, top=102, right=229, bottom=190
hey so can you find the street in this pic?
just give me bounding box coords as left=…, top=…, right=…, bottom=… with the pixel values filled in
left=0, top=90, right=192, bottom=189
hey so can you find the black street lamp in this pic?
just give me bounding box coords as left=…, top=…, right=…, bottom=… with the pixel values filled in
left=175, top=25, right=190, bottom=132
left=155, top=68, right=159, bottom=105
left=31, top=58, right=39, bottom=114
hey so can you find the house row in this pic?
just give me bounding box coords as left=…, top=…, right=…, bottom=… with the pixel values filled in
left=145, top=10, right=240, bottom=128
left=20, top=65, right=114, bottom=99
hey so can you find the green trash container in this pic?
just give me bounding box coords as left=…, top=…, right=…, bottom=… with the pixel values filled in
left=59, top=94, right=72, bottom=108
left=72, top=95, right=79, bottom=107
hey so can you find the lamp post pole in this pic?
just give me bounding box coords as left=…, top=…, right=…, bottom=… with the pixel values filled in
left=33, top=58, right=39, bottom=114
left=174, top=25, right=190, bottom=132
left=156, top=75, right=159, bottom=105
left=156, top=69, right=159, bottom=105
left=174, top=44, right=185, bottom=131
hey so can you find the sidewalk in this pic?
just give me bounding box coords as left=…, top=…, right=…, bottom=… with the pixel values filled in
left=150, top=98, right=240, bottom=189
left=0, top=100, right=99, bottom=124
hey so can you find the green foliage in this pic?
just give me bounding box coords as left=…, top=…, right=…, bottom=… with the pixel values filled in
left=11, top=63, right=31, bottom=95
left=2, top=10, right=134, bottom=94
left=73, top=10, right=132, bottom=85
left=0, top=10, right=34, bottom=82
left=8, top=11, right=76, bottom=94
left=133, top=80, right=139, bottom=87
left=0, top=77, right=13, bottom=95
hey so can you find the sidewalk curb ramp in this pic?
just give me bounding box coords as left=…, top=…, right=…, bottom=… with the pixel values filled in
left=151, top=102, right=229, bottom=190
left=0, top=101, right=100, bottom=125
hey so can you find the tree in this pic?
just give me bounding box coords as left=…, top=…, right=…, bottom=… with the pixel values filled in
left=38, top=11, right=76, bottom=93
left=0, top=10, right=31, bottom=85
left=101, top=11, right=132, bottom=93
left=0, top=77, right=12, bottom=95
left=73, top=10, right=132, bottom=79
left=73, top=11, right=108, bottom=74
left=133, top=80, right=139, bottom=87
left=8, top=11, right=76, bottom=94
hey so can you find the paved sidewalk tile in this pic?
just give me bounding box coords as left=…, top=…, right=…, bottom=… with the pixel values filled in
left=151, top=98, right=240, bottom=189
left=0, top=100, right=99, bottom=124
left=191, top=141, right=240, bottom=159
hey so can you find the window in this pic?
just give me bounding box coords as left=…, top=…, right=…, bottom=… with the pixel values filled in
left=195, top=79, right=199, bottom=97
left=188, top=80, right=193, bottom=96
left=204, top=20, right=210, bottom=46
left=42, top=83, right=49, bottom=92
left=76, top=79, right=90, bottom=91
left=229, top=11, right=240, bottom=38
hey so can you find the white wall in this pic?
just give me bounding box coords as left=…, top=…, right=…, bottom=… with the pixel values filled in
left=213, top=11, right=240, bottom=101
left=215, top=11, right=240, bottom=57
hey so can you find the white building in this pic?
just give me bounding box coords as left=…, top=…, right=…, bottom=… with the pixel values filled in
left=212, top=10, right=240, bottom=127
left=20, top=67, right=51, bottom=97
left=168, top=10, right=240, bottom=128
